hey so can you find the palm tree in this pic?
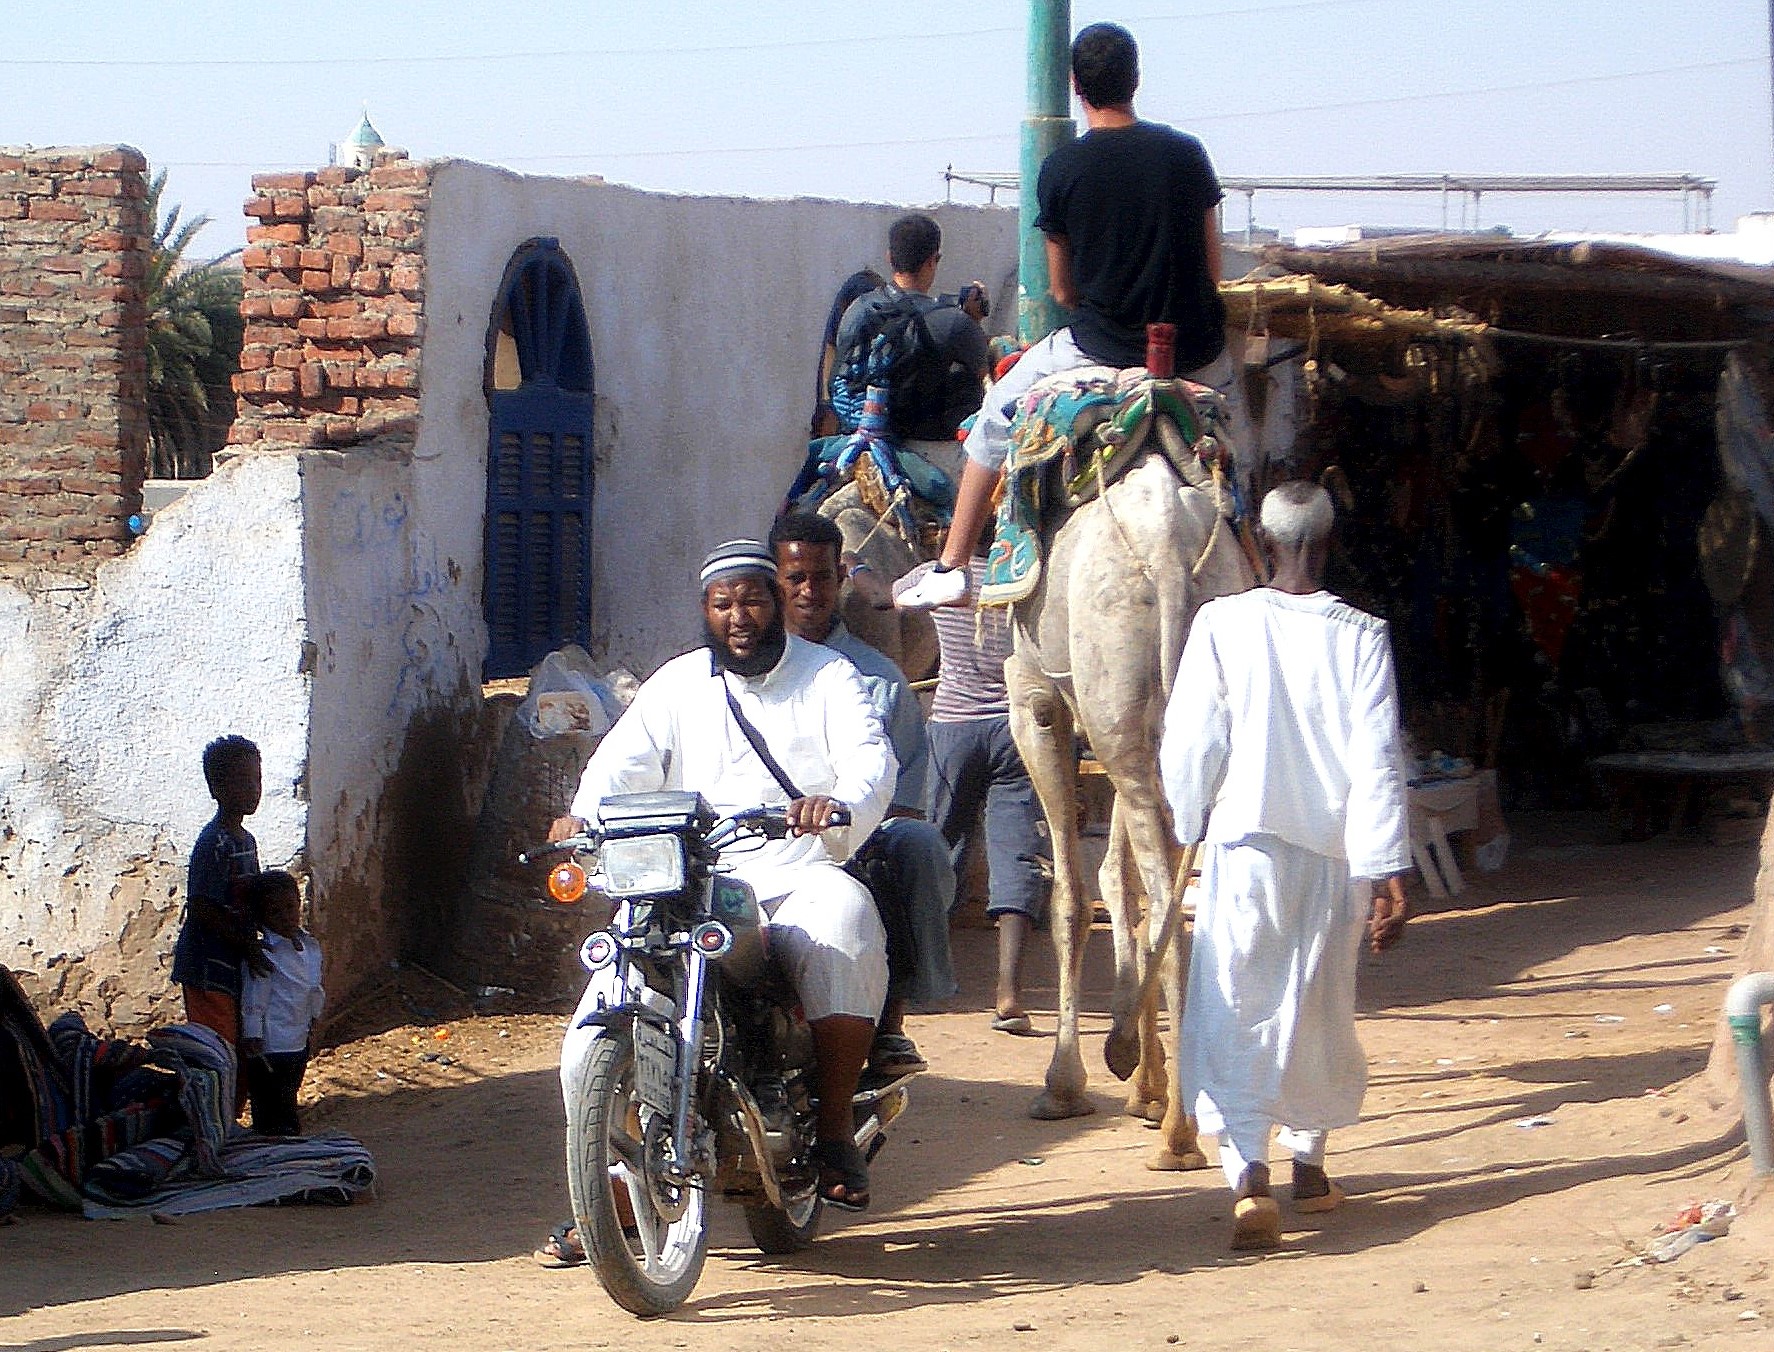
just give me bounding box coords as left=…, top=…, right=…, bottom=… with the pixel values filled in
left=145, top=170, right=244, bottom=479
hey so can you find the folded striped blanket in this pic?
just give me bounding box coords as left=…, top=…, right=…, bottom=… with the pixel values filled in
left=83, top=1132, right=376, bottom=1218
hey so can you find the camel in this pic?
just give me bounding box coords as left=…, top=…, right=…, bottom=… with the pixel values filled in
left=1002, top=391, right=1254, bottom=1170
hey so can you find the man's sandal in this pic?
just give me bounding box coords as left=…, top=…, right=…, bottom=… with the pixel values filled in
left=810, top=1138, right=870, bottom=1213
left=1290, top=1178, right=1347, bottom=1214
left=532, top=1221, right=585, bottom=1268
left=1231, top=1195, right=1282, bottom=1251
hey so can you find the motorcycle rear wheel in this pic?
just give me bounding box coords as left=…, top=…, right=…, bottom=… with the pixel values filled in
left=742, top=1184, right=822, bottom=1254
left=566, top=1030, right=708, bottom=1316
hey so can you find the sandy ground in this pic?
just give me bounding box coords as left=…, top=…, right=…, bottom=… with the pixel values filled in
left=5, top=811, right=1774, bottom=1352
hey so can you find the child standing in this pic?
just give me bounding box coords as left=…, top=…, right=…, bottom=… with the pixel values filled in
left=171, top=735, right=267, bottom=1051
left=239, top=870, right=324, bottom=1136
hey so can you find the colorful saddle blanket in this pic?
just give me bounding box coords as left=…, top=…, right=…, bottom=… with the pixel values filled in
left=785, top=384, right=957, bottom=539
left=978, top=369, right=1232, bottom=608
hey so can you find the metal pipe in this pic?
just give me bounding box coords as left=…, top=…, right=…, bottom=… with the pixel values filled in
left=1725, top=971, right=1774, bottom=1174
left=1018, top=0, right=1075, bottom=343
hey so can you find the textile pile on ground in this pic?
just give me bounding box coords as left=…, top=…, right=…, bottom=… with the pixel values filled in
left=0, top=968, right=374, bottom=1221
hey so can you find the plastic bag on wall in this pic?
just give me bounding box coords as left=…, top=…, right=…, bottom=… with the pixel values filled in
left=516, top=647, right=623, bottom=739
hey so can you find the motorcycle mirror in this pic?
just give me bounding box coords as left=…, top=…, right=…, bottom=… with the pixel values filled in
left=547, top=860, right=589, bottom=904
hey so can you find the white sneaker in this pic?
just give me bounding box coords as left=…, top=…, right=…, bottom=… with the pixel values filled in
left=893, top=564, right=969, bottom=610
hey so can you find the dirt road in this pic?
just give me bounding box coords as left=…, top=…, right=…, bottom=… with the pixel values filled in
left=4, top=813, right=1771, bottom=1351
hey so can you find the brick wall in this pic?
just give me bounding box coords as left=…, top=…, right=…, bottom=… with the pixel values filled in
left=229, top=152, right=428, bottom=450
left=0, top=146, right=150, bottom=570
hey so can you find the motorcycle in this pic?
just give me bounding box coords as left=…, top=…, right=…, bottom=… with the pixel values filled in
left=523, top=790, right=919, bottom=1316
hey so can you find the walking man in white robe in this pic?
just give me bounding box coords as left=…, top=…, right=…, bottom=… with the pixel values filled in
left=1159, top=481, right=1411, bottom=1251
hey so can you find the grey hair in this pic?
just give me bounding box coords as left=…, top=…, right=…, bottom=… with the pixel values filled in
left=1260, top=481, right=1335, bottom=550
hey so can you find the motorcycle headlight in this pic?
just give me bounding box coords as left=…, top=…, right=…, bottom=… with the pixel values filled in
left=597, top=835, right=685, bottom=897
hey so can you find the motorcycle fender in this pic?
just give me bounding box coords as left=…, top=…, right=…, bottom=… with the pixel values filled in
left=558, top=962, right=642, bottom=1109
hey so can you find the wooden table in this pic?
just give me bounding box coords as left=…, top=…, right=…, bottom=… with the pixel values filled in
left=1591, top=750, right=1774, bottom=841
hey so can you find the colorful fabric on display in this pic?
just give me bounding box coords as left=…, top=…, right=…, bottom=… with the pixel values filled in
left=146, top=1023, right=237, bottom=1177
left=979, top=370, right=1222, bottom=608
left=83, top=1132, right=377, bottom=1218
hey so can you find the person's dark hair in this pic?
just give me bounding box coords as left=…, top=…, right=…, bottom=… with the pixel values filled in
left=1072, top=23, right=1139, bottom=108
left=769, top=511, right=845, bottom=561
left=241, top=869, right=300, bottom=925
left=888, top=214, right=942, bottom=276
left=202, top=734, right=260, bottom=794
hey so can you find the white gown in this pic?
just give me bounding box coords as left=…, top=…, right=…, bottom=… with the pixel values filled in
left=1160, top=588, right=1410, bottom=1134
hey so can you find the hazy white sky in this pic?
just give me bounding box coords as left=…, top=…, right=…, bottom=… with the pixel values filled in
left=6, top=0, right=1770, bottom=256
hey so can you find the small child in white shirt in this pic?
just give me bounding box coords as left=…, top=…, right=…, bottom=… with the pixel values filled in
left=239, top=871, right=324, bottom=1136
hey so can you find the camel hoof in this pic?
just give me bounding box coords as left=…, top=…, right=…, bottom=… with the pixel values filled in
left=1122, top=1097, right=1166, bottom=1123
left=1145, top=1147, right=1210, bottom=1172
left=1102, top=1028, right=1140, bottom=1082
left=1029, top=1090, right=1098, bottom=1121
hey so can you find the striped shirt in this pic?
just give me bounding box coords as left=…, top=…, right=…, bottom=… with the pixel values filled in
left=927, top=559, right=1014, bottom=723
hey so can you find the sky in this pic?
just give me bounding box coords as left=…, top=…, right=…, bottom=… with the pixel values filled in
left=5, top=0, right=1771, bottom=259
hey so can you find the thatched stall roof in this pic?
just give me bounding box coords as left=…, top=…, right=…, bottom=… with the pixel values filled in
left=1261, top=233, right=1774, bottom=347
left=1221, top=271, right=1490, bottom=349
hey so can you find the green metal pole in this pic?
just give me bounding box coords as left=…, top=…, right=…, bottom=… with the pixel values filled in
left=1019, top=0, right=1075, bottom=344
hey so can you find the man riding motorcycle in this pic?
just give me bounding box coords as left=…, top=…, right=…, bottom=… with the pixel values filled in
left=543, top=538, right=895, bottom=1260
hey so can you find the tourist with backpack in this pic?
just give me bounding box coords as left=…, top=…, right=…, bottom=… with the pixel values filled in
left=830, top=214, right=990, bottom=443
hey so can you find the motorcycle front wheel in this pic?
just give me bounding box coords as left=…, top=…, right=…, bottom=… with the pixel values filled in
left=566, top=1029, right=708, bottom=1316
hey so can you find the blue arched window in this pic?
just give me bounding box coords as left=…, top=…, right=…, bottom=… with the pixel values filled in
left=483, top=238, right=595, bottom=679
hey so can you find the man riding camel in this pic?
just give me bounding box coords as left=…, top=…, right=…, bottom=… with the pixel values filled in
left=898, top=21, right=1236, bottom=610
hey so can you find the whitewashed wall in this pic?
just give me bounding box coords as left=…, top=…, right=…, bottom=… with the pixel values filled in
left=421, top=163, right=1019, bottom=676
left=0, top=453, right=309, bottom=1025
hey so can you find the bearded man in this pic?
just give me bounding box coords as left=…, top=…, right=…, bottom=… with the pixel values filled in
left=555, top=538, right=895, bottom=1215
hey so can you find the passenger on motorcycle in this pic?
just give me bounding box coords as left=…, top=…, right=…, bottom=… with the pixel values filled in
left=552, top=538, right=895, bottom=1214
left=769, top=513, right=957, bottom=1075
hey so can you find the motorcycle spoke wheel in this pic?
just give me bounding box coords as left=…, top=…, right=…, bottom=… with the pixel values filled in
left=566, top=1030, right=709, bottom=1316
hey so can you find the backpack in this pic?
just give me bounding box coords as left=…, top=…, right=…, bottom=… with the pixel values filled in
left=836, top=290, right=956, bottom=440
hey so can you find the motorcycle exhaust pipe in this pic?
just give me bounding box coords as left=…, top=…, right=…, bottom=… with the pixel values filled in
left=715, top=1069, right=791, bottom=1212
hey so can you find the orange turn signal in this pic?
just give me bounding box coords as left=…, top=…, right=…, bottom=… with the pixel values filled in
left=547, top=860, right=588, bottom=904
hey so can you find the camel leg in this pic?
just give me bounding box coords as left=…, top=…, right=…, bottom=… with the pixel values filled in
left=1148, top=899, right=1207, bottom=1171
left=1007, top=655, right=1095, bottom=1121
left=1099, top=800, right=1166, bottom=1118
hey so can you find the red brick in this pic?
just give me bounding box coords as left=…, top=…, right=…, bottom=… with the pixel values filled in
left=350, top=268, right=388, bottom=295
left=272, top=348, right=303, bottom=369
left=241, top=245, right=272, bottom=270
left=92, top=149, right=145, bottom=172
left=240, top=296, right=273, bottom=319
left=251, top=171, right=315, bottom=192
left=367, top=164, right=430, bottom=189
left=299, top=362, right=326, bottom=399
left=243, top=196, right=277, bottom=220
left=27, top=201, right=84, bottom=222
left=258, top=270, right=301, bottom=293
left=241, top=325, right=288, bottom=347
left=389, top=264, right=423, bottom=294
left=330, top=254, right=353, bottom=288
left=41, top=255, right=84, bottom=273
left=24, top=401, right=79, bottom=420
left=357, top=367, right=387, bottom=390
left=267, top=193, right=308, bottom=221
left=325, top=316, right=386, bottom=340
left=264, top=370, right=296, bottom=395
left=325, top=232, right=363, bottom=260
left=384, top=365, right=418, bottom=390
left=362, top=190, right=425, bottom=212
left=297, top=248, right=328, bottom=271
left=99, top=255, right=145, bottom=279
left=246, top=223, right=304, bottom=244
left=61, top=176, right=126, bottom=197
left=323, top=362, right=359, bottom=389
left=386, top=312, right=420, bottom=338
left=0, top=200, right=24, bottom=220
left=269, top=295, right=305, bottom=319
left=308, top=299, right=357, bottom=319
left=301, top=270, right=334, bottom=293
left=266, top=246, right=303, bottom=271
left=296, top=318, right=329, bottom=338
left=83, top=229, right=138, bottom=250
left=313, top=166, right=361, bottom=187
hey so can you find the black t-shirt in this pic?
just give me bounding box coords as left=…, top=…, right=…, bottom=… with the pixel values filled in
left=1034, top=121, right=1226, bottom=370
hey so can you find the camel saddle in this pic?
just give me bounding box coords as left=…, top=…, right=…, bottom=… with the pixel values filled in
left=978, top=367, right=1233, bottom=608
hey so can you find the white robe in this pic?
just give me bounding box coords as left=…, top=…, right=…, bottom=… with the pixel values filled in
left=1160, top=588, right=1410, bottom=1133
